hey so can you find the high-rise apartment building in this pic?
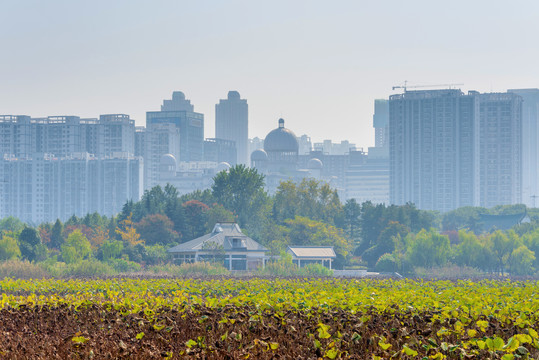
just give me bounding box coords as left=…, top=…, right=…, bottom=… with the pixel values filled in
left=143, top=122, right=180, bottom=189
left=389, top=89, right=522, bottom=212
left=0, top=153, right=142, bottom=223
left=508, top=89, right=539, bottom=207
left=477, top=93, right=522, bottom=208
left=215, top=91, right=248, bottom=165
left=0, top=114, right=135, bottom=158
left=373, top=99, right=389, bottom=148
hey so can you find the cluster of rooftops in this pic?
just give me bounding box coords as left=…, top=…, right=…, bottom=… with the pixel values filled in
left=167, top=222, right=336, bottom=271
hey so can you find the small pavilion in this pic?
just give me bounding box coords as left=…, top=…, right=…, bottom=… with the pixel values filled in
left=286, top=246, right=336, bottom=269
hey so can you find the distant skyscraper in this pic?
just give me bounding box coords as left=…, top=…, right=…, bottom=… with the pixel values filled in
left=477, top=92, right=522, bottom=208
left=161, top=91, right=194, bottom=112
left=147, top=92, right=204, bottom=163
left=508, top=89, right=539, bottom=207
left=373, top=99, right=389, bottom=148
left=145, top=91, right=204, bottom=189
left=389, top=89, right=522, bottom=212
left=215, top=91, right=248, bottom=165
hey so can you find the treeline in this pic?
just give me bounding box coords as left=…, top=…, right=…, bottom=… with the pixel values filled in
left=0, top=166, right=355, bottom=272
left=1, top=164, right=539, bottom=276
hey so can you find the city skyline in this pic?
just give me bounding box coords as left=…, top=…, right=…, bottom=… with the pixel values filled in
left=3, top=1, right=539, bottom=146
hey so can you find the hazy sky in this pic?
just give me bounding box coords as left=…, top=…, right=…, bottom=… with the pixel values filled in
left=2, top=0, right=539, bottom=148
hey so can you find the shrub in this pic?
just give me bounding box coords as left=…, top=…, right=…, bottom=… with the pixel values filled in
left=258, top=253, right=296, bottom=277
left=413, top=264, right=483, bottom=279
left=107, top=258, right=142, bottom=273
left=297, top=263, right=333, bottom=277
left=375, top=253, right=397, bottom=272
left=258, top=253, right=333, bottom=277
left=143, top=245, right=171, bottom=265
left=147, top=261, right=228, bottom=276
left=0, top=260, right=49, bottom=279
left=64, top=259, right=116, bottom=278
left=0, top=234, right=21, bottom=260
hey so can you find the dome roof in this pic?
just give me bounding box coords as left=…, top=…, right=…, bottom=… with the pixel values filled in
left=216, top=162, right=231, bottom=172
left=250, top=149, right=268, bottom=161
left=264, top=118, right=299, bottom=153
left=227, top=91, right=240, bottom=100
left=307, top=158, right=323, bottom=169
left=160, top=153, right=177, bottom=167
left=172, top=91, right=186, bottom=101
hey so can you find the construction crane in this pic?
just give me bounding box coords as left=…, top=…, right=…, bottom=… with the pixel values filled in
left=392, top=81, right=464, bottom=92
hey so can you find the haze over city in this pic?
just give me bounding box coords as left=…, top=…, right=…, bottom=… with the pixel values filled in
left=2, top=0, right=539, bottom=146
left=4, top=2, right=539, bottom=357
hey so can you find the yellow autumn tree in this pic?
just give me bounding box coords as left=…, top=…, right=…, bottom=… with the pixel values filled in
left=89, top=227, right=108, bottom=250
left=116, top=214, right=144, bottom=246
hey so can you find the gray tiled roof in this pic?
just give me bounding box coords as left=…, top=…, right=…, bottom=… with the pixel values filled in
left=287, top=246, right=336, bottom=259
left=168, top=223, right=267, bottom=253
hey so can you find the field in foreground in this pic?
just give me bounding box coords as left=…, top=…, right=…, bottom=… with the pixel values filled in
left=0, top=278, right=538, bottom=359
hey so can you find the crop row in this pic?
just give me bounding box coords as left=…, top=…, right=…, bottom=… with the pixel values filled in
left=0, top=278, right=538, bottom=359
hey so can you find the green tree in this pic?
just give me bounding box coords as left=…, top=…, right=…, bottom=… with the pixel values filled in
left=61, top=229, right=92, bottom=264
left=50, top=219, right=64, bottom=250
left=0, top=233, right=21, bottom=260
left=362, top=221, right=409, bottom=268
left=204, top=204, right=236, bottom=233
left=101, top=239, right=124, bottom=261
left=284, top=216, right=352, bottom=268
left=143, top=244, right=170, bottom=265
left=359, top=202, right=436, bottom=256
left=405, top=229, right=450, bottom=268
left=343, top=199, right=361, bottom=242
left=272, top=179, right=342, bottom=226
left=211, top=164, right=267, bottom=226
left=183, top=200, right=210, bottom=241
left=522, top=228, right=539, bottom=270
left=453, top=230, right=483, bottom=268
left=18, top=227, right=44, bottom=262
left=509, top=245, right=535, bottom=276
left=375, top=253, right=397, bottom=272
left=254, top=219, right=289, bottom=256
left=489, top=230, right=520, bottom=275
left=0, top=216, right=25, bottom=234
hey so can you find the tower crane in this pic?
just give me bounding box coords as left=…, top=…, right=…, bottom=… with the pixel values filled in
left=392, top=81, right=464, bottom=92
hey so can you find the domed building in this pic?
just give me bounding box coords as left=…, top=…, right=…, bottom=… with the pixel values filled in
left=216, top=162, right=231, bottom=173
left=159, top=154, right=177, bottom=178
left=307, top=158, right=323, bottom=179
left=263, top=118, right=299, bottom=173
left=250, top=149, right=268, bottom=172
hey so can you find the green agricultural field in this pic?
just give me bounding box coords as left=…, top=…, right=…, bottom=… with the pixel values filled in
left=0, top=278, right=537, bottom=359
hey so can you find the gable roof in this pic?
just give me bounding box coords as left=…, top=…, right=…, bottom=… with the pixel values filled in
left=287, top=246, right=336, bottom=259
left=168, top=223, right=267, bottom=253
left=478, top=212, right=526, bottom=232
